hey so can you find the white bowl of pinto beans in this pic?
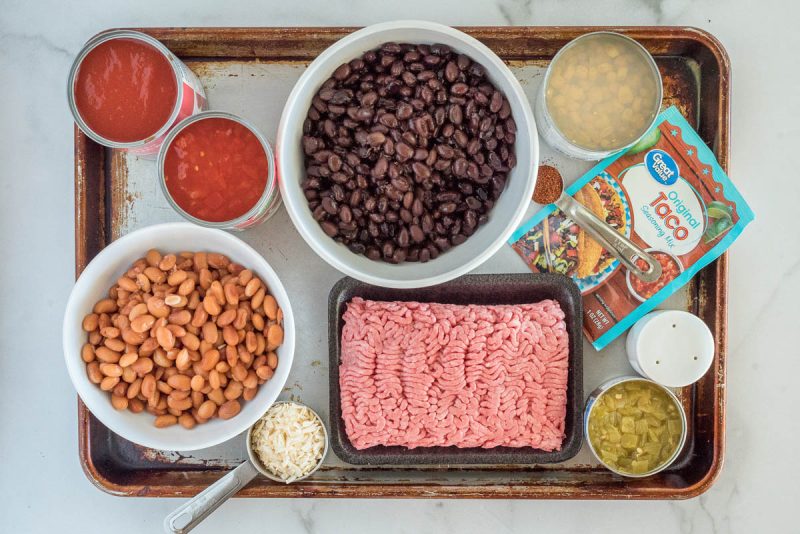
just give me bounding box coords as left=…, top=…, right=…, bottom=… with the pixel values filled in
left=63, top=222, right=295, bottom=451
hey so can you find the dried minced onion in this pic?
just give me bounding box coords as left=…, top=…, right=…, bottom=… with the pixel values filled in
left=251, top=403, right=326, bottom=483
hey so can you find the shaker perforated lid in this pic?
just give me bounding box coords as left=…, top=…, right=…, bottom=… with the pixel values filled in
left=626, top=310, right=714, bottom=388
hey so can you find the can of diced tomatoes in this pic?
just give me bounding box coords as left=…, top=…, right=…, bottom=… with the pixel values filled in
left=67, top=30, right=207, bottom=157
left=157, top=111, right=281, bottom=231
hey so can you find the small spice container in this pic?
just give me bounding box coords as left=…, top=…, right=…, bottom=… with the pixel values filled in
left=67, top=30, right=207, bottom=156
left=534, top=32, right=662, bottom=160
left=157, top=111, right=281, bottom=230
left=585, top=376, right=687, bottom=477
left=532, top=165, right=564, bottom=204
left=626, top=310, right=715, bottom=388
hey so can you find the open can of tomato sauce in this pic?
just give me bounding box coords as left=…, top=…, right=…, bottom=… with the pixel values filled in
left=67, top=30, right=207, bottom=157
left=157, top=111, right=281, bottom=230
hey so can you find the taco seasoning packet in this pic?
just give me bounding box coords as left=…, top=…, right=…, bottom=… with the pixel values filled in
left=510, top=106, right=754, bottom=350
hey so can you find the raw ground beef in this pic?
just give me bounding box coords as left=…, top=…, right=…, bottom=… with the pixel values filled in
left=339, top=298, right=569, bottom=450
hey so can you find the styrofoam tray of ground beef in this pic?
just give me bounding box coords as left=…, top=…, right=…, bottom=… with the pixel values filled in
left=328, top=273, right=583, bottom=465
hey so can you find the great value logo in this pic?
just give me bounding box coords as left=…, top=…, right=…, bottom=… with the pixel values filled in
left=645, top=149, right=679, bottom=186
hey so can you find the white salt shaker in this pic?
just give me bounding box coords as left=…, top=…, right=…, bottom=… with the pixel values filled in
left=626, top=310, right=714, bottom=388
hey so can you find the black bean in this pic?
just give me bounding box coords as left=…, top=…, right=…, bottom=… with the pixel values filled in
left=340, top=205, right=353, bottom=223
left=403, top=50, right=421, bottom=62
left=382, top=42, right=402, bottom=54
left=405, top=223, right=422, bottom=243
left=444, top=61, right=459, bottom=82
left=330, top=89, right=353, bottom=105
left=451, top=234, right=467, bottom=246
left=367, top=132, right=386, bottom=146
left=321, top=221, right=338, bottom=236
left=328, top=154, right=342, bottom=172
left=332, top=184, right=345, bottom=202
left=505, top=118, right=517, bottom=133
left=397, top=102, right=413, bottom=119
left=397, top=228, right=410, bottom=247
left=390, top=61, right=404, bottom=77
left=439, top=202, right=457, bottom=214
left=499, top=99, right=511, bottom=119
left=451, top=82, right=469, bottom=95
left=466, top=162, right=479, bottom=180
left=391, top=177, right=411, bottom=192
left=379, top=113, right=398, bottom=128
left=464, top=210, right=477, bottom=229
left=448, top=104, right=463, bottom=125
left=348, top=243, right=366, bottom=254
left=490, top=91, right=503, bottom=113
left=412, top=162, right=431, bottom=179
left=452, top=158, right=467, bottom=177
left=434, top=237, right=450, bottom=251
left=321, top=197, right=338, bottom=215
left=302, top=42, right=516, bottom=263
left=402, top=191, right=414, bottom=209
left=393, top=142, right=412, bottom=162
left=331, top=172, right=349, bottom=184
left=412, top=198, right=424, bottom=217
left=371, top=157, right=388, bottom=178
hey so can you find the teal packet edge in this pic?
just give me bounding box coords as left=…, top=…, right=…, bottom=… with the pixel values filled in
left=510, top=106, right=754, bottom=350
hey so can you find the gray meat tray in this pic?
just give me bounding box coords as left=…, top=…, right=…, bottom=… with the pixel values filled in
left=327, top=273, right=584, bottom=465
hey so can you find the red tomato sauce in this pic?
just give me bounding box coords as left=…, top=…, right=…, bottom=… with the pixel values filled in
left=74, top=38, right=177, bottom=143
left=631, top=252, right=681, bottom=299
left=163, top=118, right=269, bottom=222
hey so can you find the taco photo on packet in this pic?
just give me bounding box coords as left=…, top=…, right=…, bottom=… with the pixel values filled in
left=512, top=172, right=629, bottom=289
left=511, top=106, right=753, bottom=350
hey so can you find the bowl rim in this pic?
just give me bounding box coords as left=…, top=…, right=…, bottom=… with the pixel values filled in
left=276, top=20, right=538, bottom=289
left=63, top=222, right=295, bottom=451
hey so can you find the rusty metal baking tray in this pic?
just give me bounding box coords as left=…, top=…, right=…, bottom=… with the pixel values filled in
left=74, top=26, right=730, bottom=499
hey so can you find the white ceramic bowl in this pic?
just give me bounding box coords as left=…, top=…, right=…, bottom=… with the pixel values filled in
left=277, top=21, right=538, bottom=288
left=63, top=223, right=295, bottom=451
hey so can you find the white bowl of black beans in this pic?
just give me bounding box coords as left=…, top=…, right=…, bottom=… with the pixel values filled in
left=277, top=21, right=538, bottom=288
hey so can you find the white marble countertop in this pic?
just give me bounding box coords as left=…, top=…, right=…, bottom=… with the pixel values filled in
left=1, top=1, right=797, bottom=532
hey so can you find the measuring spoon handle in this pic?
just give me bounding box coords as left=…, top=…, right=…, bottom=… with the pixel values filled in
left=164, top=459, right=260, bottom=534
left=556, top=194, right=662, bottom=283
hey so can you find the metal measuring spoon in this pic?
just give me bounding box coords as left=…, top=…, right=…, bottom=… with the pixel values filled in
left=164, top=402, right=329, bottom=534
left=533, top=167, right=661, bottom=283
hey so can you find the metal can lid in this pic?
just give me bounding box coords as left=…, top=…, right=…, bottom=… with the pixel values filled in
left=626, top=310, right=714, bottom=388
